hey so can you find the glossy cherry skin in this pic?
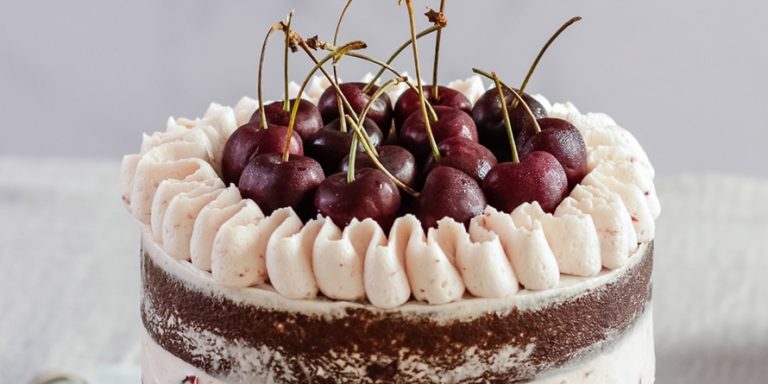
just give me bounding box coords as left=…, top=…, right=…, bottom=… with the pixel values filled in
left=393, top=85, right=472, bottom=131
left=238, top=153, right=325, bottom=221
left=399, top=105, right=478, bottom=164
left=423, top=137, right=498, bottom=183
left=315, top=168, right=401, bottom=230
left=471, top=88, right=546, bottom=162
left=340, top=145, right=417, bottom=186
left=317, top=82, right=393, bottom=132
left=482, top=151, right=567, bottom=214
left=249, top=99, right=323, bottom=140
left=305, top=117, right=384, bottom=176
left=415, top=166, right=487, bottom=229
left=518, top=117, right=588, bottom=190
left=221, top=123, right=303, bottom=186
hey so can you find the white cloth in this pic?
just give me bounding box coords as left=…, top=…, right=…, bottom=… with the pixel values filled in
left=1, top=156, right=767, bottom=383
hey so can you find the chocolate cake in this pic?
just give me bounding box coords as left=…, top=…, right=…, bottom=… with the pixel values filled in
left=121, top=4, right=660, bottom=383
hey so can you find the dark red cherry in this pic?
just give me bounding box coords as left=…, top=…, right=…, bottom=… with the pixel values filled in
left=315, top=168, right=401, bottom=230
left=305, top=117, right=384, bottom=176
left=424, top=137, right=498, bottom=183
left=415, top=166, right=486, bottom=229
left=399, top=105, right=478, bottom=164
left=482, top=151, right=567, bottom=214
left=316, top=82, right=393, bottom=132
left=238, top=153, right=324, bottom=221
left=249, top=99, right=323, bottom=140
left=518, top=117, right=588, bottom=190
left=393, top=85, right=472, bottom=131
left=221, top=123, right=303, bottom=186
left=471, top=88, right=546, bottom=162
left=340, top=145, right=417, bottom=186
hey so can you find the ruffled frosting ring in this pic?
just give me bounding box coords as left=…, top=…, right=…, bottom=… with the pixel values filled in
left=120, top=75, right=660, bottom=309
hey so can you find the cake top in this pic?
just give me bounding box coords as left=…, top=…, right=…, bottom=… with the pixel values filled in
left=120, top=3, right=660, bottom=308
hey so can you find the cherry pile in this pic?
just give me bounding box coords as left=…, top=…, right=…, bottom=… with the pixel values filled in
left=222, top=2, right=586, bottom=231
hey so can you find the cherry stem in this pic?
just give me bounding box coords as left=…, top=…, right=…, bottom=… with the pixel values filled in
left=282, top=41, right=366, bottom=162
left=349, top=76, right=405, bottom=184
left=473, top=68, right=542, bottom=134
left=362, top=24, right=443, bottom=93
left=360, top=77, right=405, bottom=124
left=518, top=16, right=581, bottom=96
left=282, top=11, right=295, bottom=112
left=347, top=134, right=359, bottom=183
left=345, top=115, right=419, bottom=197
left=257, top=22, right=283, bottom=129
left=296, top=41, right=378, bottom=156
left=404, top=0, right=440, bottom=161
left=491, top=72, right=519, bottom=164
left=431, top=0, right=446, bottom=101
left=333, top=0, right=353, bottom=133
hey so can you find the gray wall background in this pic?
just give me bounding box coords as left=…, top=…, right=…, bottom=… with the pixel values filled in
left=1, top=0, right=766, bottom=177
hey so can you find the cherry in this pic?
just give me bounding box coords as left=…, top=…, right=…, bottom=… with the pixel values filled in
left=317, top=82, right=393, bottom=131
left=250, top=99, right=323, bottom=140
left=340, top=145, right=417, bottom=186
left=221, top=123, right=303, bottom=186
left=424, top=137, right=497, bottom=183
left=399, top=105, right=478, bottom=163
left=415, top=166, right=486, bottom=229
left=483, top=151, right=567, bottom=214
left=519, top=117, right=587, bottom=190
left=305, top=117, right=383, bottom=175
left=479, top=72, right=567, bottom=214
left=393, top=85, right=471, bottom=130
left=238, top=153, right=324, bottom=221
left=472, top=17, right=582, bottom=163
left=315, top=168, right=401, bottom=230
left=471, top=88, right=546, bottom=161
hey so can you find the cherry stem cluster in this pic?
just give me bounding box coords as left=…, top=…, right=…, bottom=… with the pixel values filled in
left=362, top=25, right=444, bottom=93
left=282, top=11, right=295, bottom=112
left=282, top=40, right=366, bottom=162
left=329, top=48, right=438, bottom=122
left=296, top=41, right=379, bottom=156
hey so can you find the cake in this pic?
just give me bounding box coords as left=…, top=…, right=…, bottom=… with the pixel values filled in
left=121, top=4, right=660, bottom=383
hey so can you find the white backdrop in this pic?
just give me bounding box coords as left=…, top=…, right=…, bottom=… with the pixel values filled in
left=1, top=0, right=767, bottom=177
left=2, top=2, right=768, bottom=383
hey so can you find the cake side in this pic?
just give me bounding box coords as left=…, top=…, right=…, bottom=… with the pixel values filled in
left=141, top=228, right=653, bottom=383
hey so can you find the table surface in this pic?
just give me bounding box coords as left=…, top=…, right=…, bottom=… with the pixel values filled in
left=2, top=156, right=767, bottom=384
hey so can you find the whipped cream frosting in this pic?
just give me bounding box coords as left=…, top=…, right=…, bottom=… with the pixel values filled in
left=121, top=75, right=660, bottom=308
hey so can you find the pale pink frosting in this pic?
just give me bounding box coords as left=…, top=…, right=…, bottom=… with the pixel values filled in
left=120, top=77, right=660, bottom=308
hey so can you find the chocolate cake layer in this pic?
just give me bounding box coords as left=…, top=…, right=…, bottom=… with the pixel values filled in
left=141, top=241, right=653, bottom=383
